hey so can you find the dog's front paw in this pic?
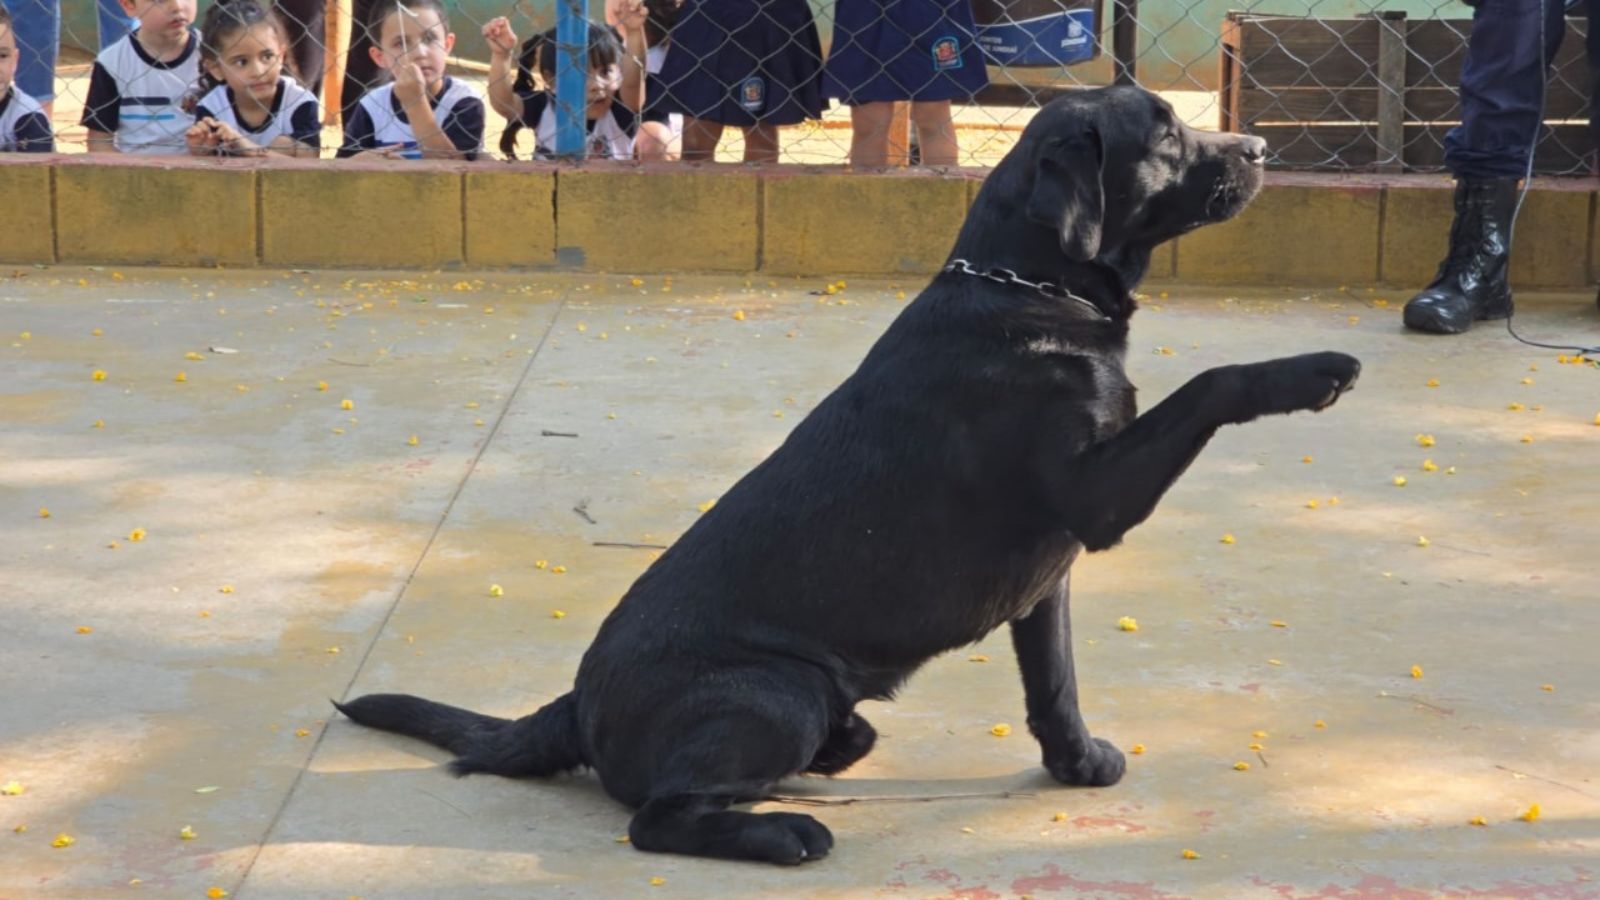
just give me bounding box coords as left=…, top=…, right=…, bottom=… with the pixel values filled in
left=1044, top=737, right=1126, bottom=787
left=1243, top=351, right=1361, bottom=418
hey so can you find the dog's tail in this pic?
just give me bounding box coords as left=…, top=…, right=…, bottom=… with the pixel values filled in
left=333, top=691, right=585, bottom=778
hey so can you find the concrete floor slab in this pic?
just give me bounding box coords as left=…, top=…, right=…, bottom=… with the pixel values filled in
left=2, top=269, right=1598, bottom=899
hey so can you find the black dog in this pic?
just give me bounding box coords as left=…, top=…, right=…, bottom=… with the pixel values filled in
left=338, top=86, right=1359, bottom=865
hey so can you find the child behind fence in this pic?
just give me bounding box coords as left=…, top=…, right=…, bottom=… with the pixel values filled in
left=482, top=3, right=646, bottom=161
left=338, top=0, right=484, bottom=160
left=81, top=0, right=201, bottom=154
left=0, top=5, right=52, bottom=152
left=653, top=0, right=824, bottom=162
left=185, top=0, right=320, bottom=157
left=822, top=0, right=989, bottom=167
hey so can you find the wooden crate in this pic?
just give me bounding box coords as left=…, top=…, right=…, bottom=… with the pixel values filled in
left=1219, top=12, right=1594, bottom=173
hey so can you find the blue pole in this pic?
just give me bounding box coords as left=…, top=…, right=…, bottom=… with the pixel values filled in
left=554, top=0, right=590, bottom=158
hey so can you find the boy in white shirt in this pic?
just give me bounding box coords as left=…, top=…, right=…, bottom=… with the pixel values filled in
left=80, top=0, right=200, bottom=154
left=0, top=6, right=53, bottom=153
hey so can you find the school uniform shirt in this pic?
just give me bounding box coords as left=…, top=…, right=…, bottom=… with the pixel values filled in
left=519, top=92, right=636, bottom=160
left=192, top=76, right=322, bottom=151
left=337, top=77, right=483, bottom=159
left=81, top=29, right=201, bottom=154
left=0, top=85, right=53, bottom=152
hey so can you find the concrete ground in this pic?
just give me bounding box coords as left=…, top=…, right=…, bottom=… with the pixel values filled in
left=2, top=266, right=1598, bottom=899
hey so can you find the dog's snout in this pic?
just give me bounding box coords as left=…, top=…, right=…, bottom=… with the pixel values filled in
left=1241, top=136, right=1267, bottom=163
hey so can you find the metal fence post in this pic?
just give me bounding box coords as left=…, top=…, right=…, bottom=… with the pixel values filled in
left=1112, top=0, right=1138, bottom=86
left=554, top=0, right=590, bottom=158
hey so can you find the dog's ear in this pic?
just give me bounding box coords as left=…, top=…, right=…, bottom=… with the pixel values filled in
left=1025, top=129, right=1105, bottom=262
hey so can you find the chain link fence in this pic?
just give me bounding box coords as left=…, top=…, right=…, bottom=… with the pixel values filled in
left=0, top=0, right=1592, bottom=170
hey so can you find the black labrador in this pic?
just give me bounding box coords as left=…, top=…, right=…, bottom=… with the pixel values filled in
left=337, top=86, right=1360, bottom=865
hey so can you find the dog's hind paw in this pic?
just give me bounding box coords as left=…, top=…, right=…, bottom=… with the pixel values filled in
left=1044, top=736, right=1126, bottom=787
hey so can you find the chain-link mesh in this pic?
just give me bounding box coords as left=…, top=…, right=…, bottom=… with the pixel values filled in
left=0, top=0, right=1592, bottom=169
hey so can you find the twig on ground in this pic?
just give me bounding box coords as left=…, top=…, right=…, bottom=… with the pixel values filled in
left=593, top=541, right=669, bottom=550
left=541, top=430, right=579, bottom=438
left=1494, top=764, right=1595, bottom=798
left=763, top=791, right=1036, bottom=807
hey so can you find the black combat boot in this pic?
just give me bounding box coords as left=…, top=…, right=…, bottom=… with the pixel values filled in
left=1402, top=177, right=1519, bottom=335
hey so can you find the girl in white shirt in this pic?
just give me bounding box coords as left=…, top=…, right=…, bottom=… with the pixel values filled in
left=184, top=0, right=320, bottom=157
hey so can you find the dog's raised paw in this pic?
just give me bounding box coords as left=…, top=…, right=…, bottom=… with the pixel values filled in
left=1044, top=736, right=1126, bottom=787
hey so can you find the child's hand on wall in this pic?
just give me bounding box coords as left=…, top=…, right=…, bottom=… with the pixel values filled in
left=186, top=119, right=220, bottom=155
left=482, top=16, right=518, bottom=56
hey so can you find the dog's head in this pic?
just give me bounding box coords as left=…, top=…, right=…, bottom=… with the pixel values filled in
left=995, top=87, right=1266, bottom=265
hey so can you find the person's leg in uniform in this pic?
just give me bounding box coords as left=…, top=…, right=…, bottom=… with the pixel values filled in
left=273, top=0, right=326, bottom=96
left=2, top=0, right=57, bottom=118
left=340, top=0, right=379, bottom=127
left=1405, top=0, right=1566, bottom=334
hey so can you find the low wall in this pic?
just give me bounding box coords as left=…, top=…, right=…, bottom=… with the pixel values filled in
left=1, top=155, right=1592, bottom=288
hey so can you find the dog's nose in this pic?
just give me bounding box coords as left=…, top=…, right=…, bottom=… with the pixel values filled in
left=1241, top=136, right=1267, bottom=163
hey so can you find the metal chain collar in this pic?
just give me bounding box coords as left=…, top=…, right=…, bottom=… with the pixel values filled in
left=941, top=259, right=1109, bottom=321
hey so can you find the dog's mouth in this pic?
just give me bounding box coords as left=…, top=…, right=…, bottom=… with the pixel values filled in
left=1202, top=163, right=1264, bottom=223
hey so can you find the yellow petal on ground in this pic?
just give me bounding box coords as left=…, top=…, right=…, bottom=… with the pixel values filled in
left=1131, top=744, right=1146, bottom=755
left=1052, top=811, right=1068, bottom=822
left=649, top=877, right=665, bottom=886
left=1520, top=435, right=1533, bottom=444
left=38, top=507, right=50, bottom=518
left=92, top=420, right=104, bottom=429
left=1520, top=803, right=1540, bottom=822
left=1270, top=620, right=1288, bottom=628
left=732, top=310, right=747, bottom=321
left=185, top=351, right=204, bottom=361
left=340, top=399, right=354, bottom=410
left=1507, top=402, right=1525, bottom=411
left=535, top=560, right=548, bottom=569
left=1411, top=665, right=1424, bottom=679
left=76, top=626, right=93, bottom=634
left=317, top=381, right=328, bottom=392
left=91, top=370, right=107, bottom=381
left=990, top=723, right=1012, bottom=737
left=1417, top=536, right=1430, bottom=547
left=1117, top=616, right=1139, bottom=632
left=179, top=825, right=197, bottom=840
left=129, top=527, right=148, bottom=541
left=1393, top=476, right=1407, bottom=487
left=1252, top=731, right=1268, bottom=738
left=1469, top=816, right=1488, bottom=826
left=1248, top=742, right=1263, bottom=751
left=1541, top=684, right=1555, bottom=692
left=1416, top=434, right=1436, bottom=447
left=1522, top=378, right=1534, bottom=385
left=1422, top=459, right=1438, bottom=472
left=295, top=729, right=310, bottom=737
left=1219, top=534, right=1236, bottom=544
left=615, top=834, right=631, bottom=842
left=697, top=499, right=717, bottom=513
left=1302, top=455, right=1313, bottom=463
left=407, top=435, right=419, bottom=446
left=968, top=654, right=989, bottom=662
left=489, top=584, right=504, bottom=598
left=207, top=889, right=229, bottom=899
left=1181, top=849, right=1200, bottom=859
left=219, top=585, right=234, bottom=594
left=12, top=824, right=25, bottom=833
left=1427, top=378, right=1440, bottom=387
left=1, top=781, right=23, bottom=795
left=1305, top=499, right=1319, bottom=509
left=1233, top=761, right=1250, bottom=771
left=551, top=610, right=566, bottom=619
left=52, top=833, right=75, bottom=847
left=1315, top=719, right=1327, bottom=728
left=174, top=372, right=187, bottom=383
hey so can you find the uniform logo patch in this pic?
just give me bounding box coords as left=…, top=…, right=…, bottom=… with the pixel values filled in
left=739, top=76, right=766, bottom=113
left=932, top=36, right=963, bottom=70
